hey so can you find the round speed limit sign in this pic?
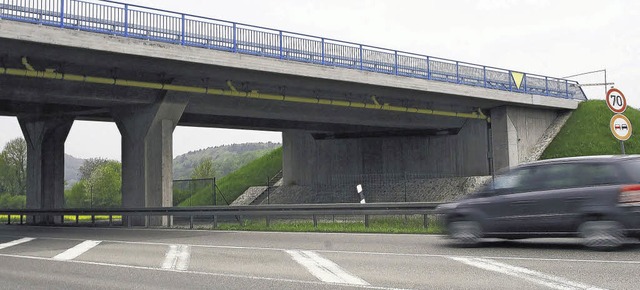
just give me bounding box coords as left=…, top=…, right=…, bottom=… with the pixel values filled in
left=607, top=88, right=627, bottom=113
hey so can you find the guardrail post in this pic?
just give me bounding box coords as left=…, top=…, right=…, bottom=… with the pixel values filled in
left=312, top=215, right=318, bottom=228
left=91, top=215, right=95, bottom=226
left=423, top=214, right=428, bottom=229
left=76, top=214, right=79, bottom=225
left=364, top=215, right=369, bottom=228
left=212, top=215, right=217, bottom=229
left=20, top=215, right=23, bottom=225
left=60, top=215, right=64, bottom=225
left=279, top=31, right=283, bottom=59
left=127, top=216, right=131, bottom=228
left=181, top=14, right=186, bottom=45
left=6, top=214, right=10, bottom=225
left=60, top=0, right=65, bottom=28
left=109, top=215, right=113, bottom=226
left=232, top=23, right=237, bottom=52
left=321, top=38, right=325, bottom=65
left=124, top=4, right=129, bottom=37
left=266, top=216, right=270, bottom=227
left=190, top=215, right=194, bottom=229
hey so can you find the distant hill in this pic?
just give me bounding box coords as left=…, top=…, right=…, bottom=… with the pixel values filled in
left=173, top=142, right=281, bottom=179
left=64, top=154, right=84, bottom=187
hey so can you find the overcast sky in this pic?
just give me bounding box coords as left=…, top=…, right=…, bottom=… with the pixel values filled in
left=1, top=0, right=638, bottom=160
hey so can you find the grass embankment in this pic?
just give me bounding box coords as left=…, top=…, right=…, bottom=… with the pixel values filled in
left=180, top=147, right=283, bottom=206
left=541, top=100, right=640, bottom=158
left=192, top=216, right=444, bottom=234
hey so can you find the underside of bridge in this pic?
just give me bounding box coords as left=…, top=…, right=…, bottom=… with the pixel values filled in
left=0, top=20, right=576, bottom=225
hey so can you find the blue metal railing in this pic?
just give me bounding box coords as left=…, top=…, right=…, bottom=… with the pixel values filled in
left=0, top=0, right=587, bottom=101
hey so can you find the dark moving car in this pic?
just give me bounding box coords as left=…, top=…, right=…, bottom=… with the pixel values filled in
left=436, top=155, right=640, bottom=250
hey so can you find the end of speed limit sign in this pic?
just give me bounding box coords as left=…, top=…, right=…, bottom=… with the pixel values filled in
left=607, top=88, right=627, bottom=113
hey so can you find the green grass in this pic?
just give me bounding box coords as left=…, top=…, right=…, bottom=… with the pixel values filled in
left=180, top=147, right=283, bottom=206
left=190, top=215, right=445, bottom=234
left=541, top=100, right=640, bottom=159
left=0, top=215, right=120, bottom=223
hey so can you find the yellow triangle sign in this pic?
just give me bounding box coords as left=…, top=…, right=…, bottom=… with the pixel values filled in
left=511, top=72, right=524, bottom=89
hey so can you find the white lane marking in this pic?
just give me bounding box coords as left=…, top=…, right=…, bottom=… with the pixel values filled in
left=0, top=253, right=406, bottom=290
left=4, top=234, right=640, bottom=266
left=162, top=245, right=190, bottom=271
left=449, top=256, right=607, bottom=290
left=286, top=250, right=369, bottom=286
left=0, top=237, right=34, bottom=250
left=53, top=240, right=101, bottom=261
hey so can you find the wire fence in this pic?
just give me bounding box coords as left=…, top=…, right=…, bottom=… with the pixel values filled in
left=0, top=0, right=587, bottom=100
left=309, top=173, right=489, bottom=204
left=172, top=178, right=231, bottom=207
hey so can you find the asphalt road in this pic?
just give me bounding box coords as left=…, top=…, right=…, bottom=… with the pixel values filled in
left=0, top=225, right=638, bottom=289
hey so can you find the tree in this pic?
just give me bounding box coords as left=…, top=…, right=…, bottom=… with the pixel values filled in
left=78, top=157, right=109, bottom=181
left=191, top=157, right=217, bottom=179
left=85, top=160, right=122, bottom=208
left=0, top=138, right=27, bottom=196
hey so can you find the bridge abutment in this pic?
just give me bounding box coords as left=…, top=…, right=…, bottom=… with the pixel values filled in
left=490, top=106, right=559, bottom=172
left=18, top=116, right=74, bottom=224
left=112, top=93, right=188, bottom=226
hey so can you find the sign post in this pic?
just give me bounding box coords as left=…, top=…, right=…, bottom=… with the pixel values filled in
left=607, top=88, right=629, bottom=154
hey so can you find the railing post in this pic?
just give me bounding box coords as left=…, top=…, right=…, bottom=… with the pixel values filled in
left=124, top=4, right=129, bottom=37
left=232, top=23, right=237, bottom=52
left=523, top=73, right=527, bottom=92
left=426, top=56, right=430, bottom=79
left=321, top=38, right=325, bottom=65
left=509, top=70, right=512, bottom=91
left=456, top=61, right=459, bottom=83
left=279, top=31, right=283, bottom=59
left=181, top=14, right=186, bottom=45
left=483, top=66, right=487, bottom=88
left=565, top=80, right=569, bottom=98
left=60, top=0, right=65, bottom=28
left=359, top=45, right=363, bottom=70
left=394, top=51, right=398, bottom=75
left=545, top=77, right=549, bottom=96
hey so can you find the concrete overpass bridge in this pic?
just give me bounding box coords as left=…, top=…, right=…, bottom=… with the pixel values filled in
left=0, top=0, right=586, bottom=224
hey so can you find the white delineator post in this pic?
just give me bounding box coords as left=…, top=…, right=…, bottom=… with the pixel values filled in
left=357, top=184, right=365, bottom=204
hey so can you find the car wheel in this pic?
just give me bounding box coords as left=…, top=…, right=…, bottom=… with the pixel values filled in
left=448, top=220, right=483, bottom=247
left=578, top=220, right=624, bottom=251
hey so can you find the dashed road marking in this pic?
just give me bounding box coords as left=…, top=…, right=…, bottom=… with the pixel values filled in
left=53, top=240, right=101, bottom=261
left=449, top=256, right=607, bottom=290
left=0, top=237, right=34, bottom=250
left=162, top=245, right=190, bottom=271
left=286, top=250, right=369, bottom=286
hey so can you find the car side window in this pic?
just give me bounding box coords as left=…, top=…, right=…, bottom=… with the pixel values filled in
left=574, top=163, right=621, bottom=186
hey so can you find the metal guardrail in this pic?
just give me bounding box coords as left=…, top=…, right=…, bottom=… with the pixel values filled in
left=0, top=0, right=587, bottom=100
left=0, top=202, right=442, bottom=228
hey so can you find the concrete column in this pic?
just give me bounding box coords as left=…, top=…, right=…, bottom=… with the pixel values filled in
left=111, top=94, right=187, bottom=226
left=18, top=116, right=74, bottom=224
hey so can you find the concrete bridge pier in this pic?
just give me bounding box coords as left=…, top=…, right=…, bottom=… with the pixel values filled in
left=18, top=116, right=74, bottom=224
left=112, top=93, right=188, bottom=226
